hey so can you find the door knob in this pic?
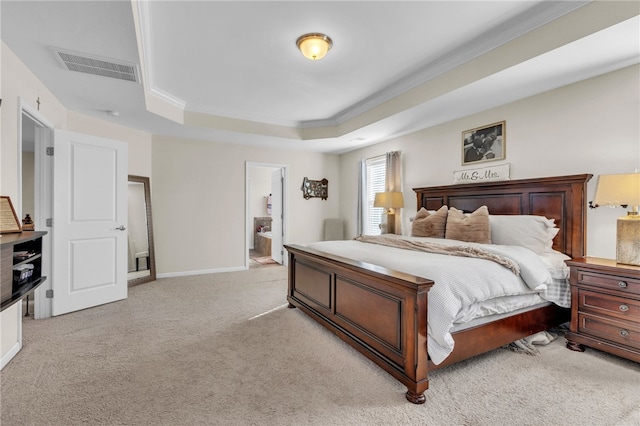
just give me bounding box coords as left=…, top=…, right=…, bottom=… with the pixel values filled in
left=115, top=225, right=126, bottom=231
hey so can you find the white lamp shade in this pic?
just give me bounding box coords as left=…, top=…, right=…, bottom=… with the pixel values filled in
left=374, top=191, right=404, bottom=209
left=593, top=173, right=640, bottom=208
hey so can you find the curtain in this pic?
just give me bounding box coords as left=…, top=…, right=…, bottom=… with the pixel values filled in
left=356, top=159, right=366, bottom=236
left=385, top=151, right=403, bottom=235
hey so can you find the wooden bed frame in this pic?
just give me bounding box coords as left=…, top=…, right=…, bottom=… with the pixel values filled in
left=285, top=174, right=592, bottom=404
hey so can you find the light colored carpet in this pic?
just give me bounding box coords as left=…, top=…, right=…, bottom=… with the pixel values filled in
left=1, top=265, right=639, bottom=426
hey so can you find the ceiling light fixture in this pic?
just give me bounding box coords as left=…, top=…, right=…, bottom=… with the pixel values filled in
left=296, top=33, right=333, bottom=60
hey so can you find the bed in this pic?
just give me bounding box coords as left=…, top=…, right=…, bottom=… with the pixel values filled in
left=284, top=174, right=592, bottom=404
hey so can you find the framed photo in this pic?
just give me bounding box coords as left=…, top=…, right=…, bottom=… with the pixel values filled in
left=0, top=196, right=22, bottom=234
left=461, top=121, right=505, bottom=165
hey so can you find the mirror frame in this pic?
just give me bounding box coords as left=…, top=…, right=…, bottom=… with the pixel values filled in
left=128, top=175, right=156, bottom=287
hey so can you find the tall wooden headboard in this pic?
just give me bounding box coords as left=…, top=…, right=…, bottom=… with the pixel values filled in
left=413, top=174, right=592, bottom=259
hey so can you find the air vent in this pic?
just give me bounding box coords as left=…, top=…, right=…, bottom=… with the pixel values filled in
left=51, top=47, right=139, bottom=83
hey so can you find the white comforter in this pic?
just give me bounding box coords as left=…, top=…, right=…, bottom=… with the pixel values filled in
left=306, top=235, right=569, bottom=365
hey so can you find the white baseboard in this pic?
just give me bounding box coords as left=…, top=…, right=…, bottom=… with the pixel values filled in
left=157, top=265, right=247, bottom=279
left=1, top=341, right=22, bottom=371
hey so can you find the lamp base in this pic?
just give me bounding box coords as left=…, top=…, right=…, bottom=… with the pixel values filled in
left=617, top=215, right=640, bottom=267
left=386, top=212, right=396, bottom=235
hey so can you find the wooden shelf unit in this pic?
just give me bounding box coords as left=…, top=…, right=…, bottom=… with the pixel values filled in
left=1, top=231, right=47, bottom=312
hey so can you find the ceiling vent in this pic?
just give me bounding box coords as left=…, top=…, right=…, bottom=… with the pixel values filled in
left=51, top=47, right=139, bottom=83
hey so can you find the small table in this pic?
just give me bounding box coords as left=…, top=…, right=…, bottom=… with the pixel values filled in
left=565, top=257, right=640, bottom=363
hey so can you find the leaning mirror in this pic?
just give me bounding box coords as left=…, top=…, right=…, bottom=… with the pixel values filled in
left=128, top=175, right=156, bottom=286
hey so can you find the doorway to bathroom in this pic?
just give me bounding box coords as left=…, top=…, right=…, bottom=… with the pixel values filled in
left=245, top=162, right=288, bottom=268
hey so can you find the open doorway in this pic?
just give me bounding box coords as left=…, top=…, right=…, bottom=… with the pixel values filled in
left=245, top=162, right=288, bottom=269
left=20, top=113, right=37, bottom=319
left=19, top=100, right=54, bottom=320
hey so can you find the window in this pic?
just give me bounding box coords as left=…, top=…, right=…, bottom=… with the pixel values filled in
left=364, top=155, right=386, bottom=235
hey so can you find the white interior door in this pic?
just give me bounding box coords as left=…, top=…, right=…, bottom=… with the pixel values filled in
left=270, top=168, right=283, bottom=264
left=52, top=130, right=128, bottom=316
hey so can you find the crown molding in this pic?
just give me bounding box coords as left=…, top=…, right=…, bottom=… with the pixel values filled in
left=322, top=0, right=590, bottom=128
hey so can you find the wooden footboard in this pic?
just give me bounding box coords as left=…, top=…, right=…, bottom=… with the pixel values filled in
left=285, top=244, right=434, bottom=403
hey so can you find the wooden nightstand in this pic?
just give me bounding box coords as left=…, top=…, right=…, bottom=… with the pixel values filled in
left=565, top=257, right=640, bottom=363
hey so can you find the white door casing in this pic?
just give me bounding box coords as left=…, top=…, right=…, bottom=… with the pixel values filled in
left=270, top=168, right=283, bottom=264
left=34, top=126, right=54, bottom=319
left=52, top=130, right=128, bottom=316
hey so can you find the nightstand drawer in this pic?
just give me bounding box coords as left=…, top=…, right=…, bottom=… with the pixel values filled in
left=577, top=270, right=640, bottom=295
left=579, top=289, right=640, bottom=324
left=578, top=313, right=640, bottom=350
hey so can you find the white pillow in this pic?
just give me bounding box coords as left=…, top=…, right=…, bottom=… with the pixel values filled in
left=489, top=215, right=558, bottom=254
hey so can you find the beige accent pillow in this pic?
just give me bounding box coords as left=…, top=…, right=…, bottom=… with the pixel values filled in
left=411, top=206, right=447, bottom=238
left=445, top=206, right=491, bottom=244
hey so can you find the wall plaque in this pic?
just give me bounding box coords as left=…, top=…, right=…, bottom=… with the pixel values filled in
left=301, top=177, right=328, bottom=200
left=453, top=163, right=510, bottom=185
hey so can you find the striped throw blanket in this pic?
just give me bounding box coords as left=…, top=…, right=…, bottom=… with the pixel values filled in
left=354, top=235, right=520, bottom=275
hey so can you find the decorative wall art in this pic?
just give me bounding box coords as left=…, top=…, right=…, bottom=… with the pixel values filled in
left=0, top=196, right=22, bottom=234
left=301, top=177, right=328, bottom=200
left=462, top=121, right=505, bottom=165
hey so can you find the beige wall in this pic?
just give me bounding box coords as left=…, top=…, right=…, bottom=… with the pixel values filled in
left=339, top=65, right=640, bottom=259
left=152, top=136, right=340, bottom=275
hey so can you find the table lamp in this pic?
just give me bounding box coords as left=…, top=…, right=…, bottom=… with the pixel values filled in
left=374, top=191, right=404, bottom=234
left=592, top=173, right=640, bottom=266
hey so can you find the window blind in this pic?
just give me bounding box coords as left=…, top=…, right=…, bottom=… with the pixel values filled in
left=365, top=156, right=386, bottom=235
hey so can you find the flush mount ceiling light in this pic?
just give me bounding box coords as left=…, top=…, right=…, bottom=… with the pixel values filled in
left=296, top=33, right=333, bottom=60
